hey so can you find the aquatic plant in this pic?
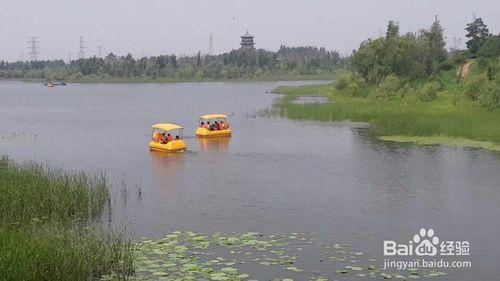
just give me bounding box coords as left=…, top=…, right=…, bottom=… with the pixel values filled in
left=0, top=157, right=109, bottom=224
left=110, top=231, right=447, bottom=281
left=0, top=157, right=132, bottom=281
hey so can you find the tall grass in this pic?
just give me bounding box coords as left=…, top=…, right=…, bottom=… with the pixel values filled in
left=0, top=158, right=108, bottom=224
left=273, top=81, right=500, bottom=144
left=0, top=224, right=132, bottom=281
left=0, top=157, right=133, bottom=281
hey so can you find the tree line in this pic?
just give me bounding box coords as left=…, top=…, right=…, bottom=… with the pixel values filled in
left=345, top=16, right=500, bottom=108
left=0, top=46, right=345, bottom=81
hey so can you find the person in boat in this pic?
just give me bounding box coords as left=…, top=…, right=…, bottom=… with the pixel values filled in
left=166, top=133, right=173, bottom=142
left=213, top=121, right=220, bottom=130
left=175, top=135, right=180, bottom=140
left=200, top=121, right=205, bottom=128
left=153, top=131, right=162, bottom=142
left=220, top=120, right=227, bottom=130
left=207, top=121, right=213, bottom=131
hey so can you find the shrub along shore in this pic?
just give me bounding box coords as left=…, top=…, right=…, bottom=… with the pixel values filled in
left=0, top=157, right=133, bottom=281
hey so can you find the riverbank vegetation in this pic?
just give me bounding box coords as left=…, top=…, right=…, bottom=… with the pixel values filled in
left=274, top=17, right=500, bottom=149
left=0, top=46, right=345, bottom=82
left=0, top=157, right=133, bottom=280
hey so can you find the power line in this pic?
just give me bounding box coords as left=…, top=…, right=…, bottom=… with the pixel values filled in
left=27, top=36, right=40, bottom=61
left=78, top=36, right=85, bottom=59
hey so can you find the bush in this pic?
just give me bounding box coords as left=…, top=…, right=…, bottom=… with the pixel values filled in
left=419, top=82, right=439, bottom=102
left=479, top=83, right=500, bottom=110
left=347, top=81, right=361, bottom=97
left=438, top=58, right=455, bottom=71
left=376, top=74, right=402, bottom=99
left=399, top=83, right=417, bottom=98
left=451, top=50, right=468, bottom=65
left=334, top=74, right=350, bottom=90
left=464, top=75, right=488, bottom=101
left=478, top=35, right=500, bottom=58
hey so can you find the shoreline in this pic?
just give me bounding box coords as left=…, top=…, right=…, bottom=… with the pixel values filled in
left=379, top=135, right=500, bottom=152
left=272, top=82, right=500, bottom=152
left=0, top=75, right=333, bottom=85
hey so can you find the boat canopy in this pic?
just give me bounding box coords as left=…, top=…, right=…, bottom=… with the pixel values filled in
left=152, top=123, right=183, bottom=131
left=200, top=114, right=227, bottom=120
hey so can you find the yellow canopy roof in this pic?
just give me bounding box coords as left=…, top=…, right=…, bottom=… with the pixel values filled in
left=200, top=114, right=227, bottom=119
left=152, top=123, right=183, bottom=131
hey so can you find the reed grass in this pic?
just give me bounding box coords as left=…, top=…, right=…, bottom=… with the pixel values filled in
left=0, top=158, right=108, bottom=225
left=273, top=81, right=500, bottom=145
left=0, top=157, right=133, bottom=281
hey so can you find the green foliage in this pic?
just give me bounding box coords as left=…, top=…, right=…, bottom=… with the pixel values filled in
left=464, top=74, right=488, bottom=100
left=418, top=82, right=439, bottom=102
left=347, top=80, right=361, bottom=97
left=0, top=161, right=108, bottom=224
left=465, top=17, right=491, bottom=57
left=478, top=35, right=500, bottom=58
left=479, top=82, right=500, bottom=109
left=351, top=19, right=447, bottom=83
left=0, top=46, right=346, bottom=82
left=0, top=224, right=132, bottom=281
left=386, top=20, right=400, bottom=39
left=450, top=50, right=469, bottom=64
left=275, top=82, right=500, bottom=144
left=278, top=15, right=500, bottom=139
left=487, top=65, right=495, bottom=81
left=0, top=158, right=132, bottom=280
left=380, top=74, right=402, bottom=97
left=334, top=74, right=350, bottom=90
left=438, top=57, right=455, bottom=71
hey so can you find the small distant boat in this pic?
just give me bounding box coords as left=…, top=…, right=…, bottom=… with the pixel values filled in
left=43, top=80, right=67, bottom=87
left=195, top=114, right=232, bottom=138
left=149, top=123, right=187, bottom=152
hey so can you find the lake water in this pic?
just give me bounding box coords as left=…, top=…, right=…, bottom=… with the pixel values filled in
left=1, top=80, right=499, bottom=280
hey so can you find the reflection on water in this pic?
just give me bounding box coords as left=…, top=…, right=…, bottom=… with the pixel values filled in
left=150, top=151, right=185, bottom=186
left=196, top=137, right=231, bottom=152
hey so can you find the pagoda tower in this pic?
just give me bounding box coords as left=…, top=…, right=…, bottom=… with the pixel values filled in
left=240, top=31, right=255, bottom=50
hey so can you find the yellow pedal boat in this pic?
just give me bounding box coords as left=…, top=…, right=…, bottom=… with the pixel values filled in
left=149, top=123, right=187, bottom=152
left=195, top=114, right=231, bottom=137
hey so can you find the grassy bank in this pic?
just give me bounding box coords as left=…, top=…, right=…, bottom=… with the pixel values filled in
left=0, top=157, right=132, bottom=280
left=273, top=67, right=500, bottom=150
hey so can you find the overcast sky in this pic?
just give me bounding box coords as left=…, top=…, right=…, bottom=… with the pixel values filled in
left=0, top=0, right=499, bottom=61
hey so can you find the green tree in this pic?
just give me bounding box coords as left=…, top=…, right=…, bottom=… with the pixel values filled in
left=465, top=17, right=491, bottom=56
left=423, top=18, right=447, bottom=75
left=351, top=40, right=377, bottom=82
left=386, top=20, right=399, bottom=39
left=478, top=35, right=500, bottom=58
